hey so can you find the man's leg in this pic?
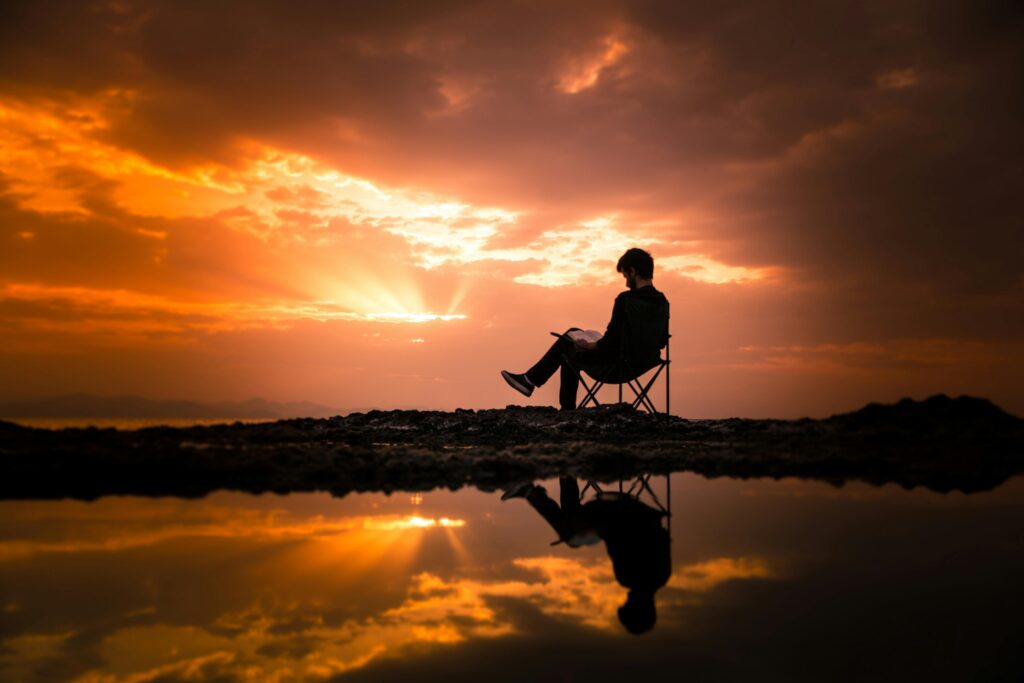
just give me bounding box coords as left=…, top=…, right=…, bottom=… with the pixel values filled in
left=525, top=328, right=579, bottom=389
left=559, top=477, right=582, bottom=512
left=554, top=477, right=595, bottom=543
left=524, top=485, right=572, bottom=539
left=559, top=348, right=609, bottom=411
left=558, top=360, right=581, bottom=411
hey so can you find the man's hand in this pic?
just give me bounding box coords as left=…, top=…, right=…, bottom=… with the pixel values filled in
left=575, top=339, right=598, bottom=351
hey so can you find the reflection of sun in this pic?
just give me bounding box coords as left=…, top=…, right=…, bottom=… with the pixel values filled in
left=0, top=493, right=780, bottom=683
left=274, top=513, right=470, bottom=587
left=365, top=515, right=466, bottom=530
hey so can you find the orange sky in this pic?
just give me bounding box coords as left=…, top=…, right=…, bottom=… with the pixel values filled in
left=1, top=1, right=1022, bottom=417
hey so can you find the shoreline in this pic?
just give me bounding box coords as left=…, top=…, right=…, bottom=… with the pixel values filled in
left=2, top=396, right=1021, bottom=500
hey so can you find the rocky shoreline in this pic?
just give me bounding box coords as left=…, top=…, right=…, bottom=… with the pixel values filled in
left=1, top=395, right=1021, bottom=499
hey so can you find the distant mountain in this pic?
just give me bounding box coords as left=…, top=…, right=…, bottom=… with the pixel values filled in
left=0, top=394, right=340, bottom=419
left=825, top=394, right=1021, bottom=431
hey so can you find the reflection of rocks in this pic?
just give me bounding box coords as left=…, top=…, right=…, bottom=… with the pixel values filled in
left=1, top=395, right=1021, bottom=499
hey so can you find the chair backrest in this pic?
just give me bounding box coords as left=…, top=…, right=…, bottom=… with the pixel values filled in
left=620, top=297, right=669, bottom=369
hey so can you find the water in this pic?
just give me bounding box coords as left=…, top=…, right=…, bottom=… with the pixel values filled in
left=0, top=474, right=1021, bottom=682
left=6, top=418, right=274, bottom=430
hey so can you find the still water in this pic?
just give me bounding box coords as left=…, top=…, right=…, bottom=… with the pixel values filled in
left=1, top=474, right=1021, bottom=682
left=7, top=418, right=274, bottom=430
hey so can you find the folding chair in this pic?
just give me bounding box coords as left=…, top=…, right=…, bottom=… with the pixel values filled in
left=580, top=475, right=672, bottom=537
left=551, top=299, right=671, bottom=415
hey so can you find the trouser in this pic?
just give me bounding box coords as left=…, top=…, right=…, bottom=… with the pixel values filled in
left=525, top=328, right=604, bottom=410
left=526, top=477, right=587, bottom=541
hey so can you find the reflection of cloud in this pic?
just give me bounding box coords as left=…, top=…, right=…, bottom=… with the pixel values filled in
left=0, top=631, right=72, bottom=683
left=0, top=533, right=772, bottom=683
left=255, top=554, right=772, bottom=678
left=668, top=557, right=772, bottom=592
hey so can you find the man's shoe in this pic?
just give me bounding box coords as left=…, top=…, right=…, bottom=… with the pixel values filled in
left=501, top=370, right=534, bottom=397
left=501, top=483, right=537, bottom=501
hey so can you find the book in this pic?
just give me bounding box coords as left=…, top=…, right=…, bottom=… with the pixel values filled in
left=567, top=329, right=603, bottom=345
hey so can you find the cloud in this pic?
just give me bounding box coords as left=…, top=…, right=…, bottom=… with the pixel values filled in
left=1, top=538, right=771, bottom=682
left=3, top=1, right=1018, bottom=289
left=0, top=0, right=1022, bottom=414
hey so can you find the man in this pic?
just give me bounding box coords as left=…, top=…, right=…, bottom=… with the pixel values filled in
left=501, top=477, right=672, bottom=635
left=501, top=248, right=669, bottom=411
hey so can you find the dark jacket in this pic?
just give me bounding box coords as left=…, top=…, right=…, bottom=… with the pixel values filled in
left=593, top=284, right=670, bottom=370
left=584, top=496, right=672, bottom=593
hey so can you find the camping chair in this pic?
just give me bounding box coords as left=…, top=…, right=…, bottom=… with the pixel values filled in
left=580, top=475, right=672, bottom=536
left=547, top=475, right=673, bottom=546
left=550, top=299, right=671, bottom=414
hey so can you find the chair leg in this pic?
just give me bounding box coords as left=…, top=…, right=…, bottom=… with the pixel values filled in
left=626, top=475, right=643, bottom=496
left=626, top=380, right=647, bottom=410
left=665, top=362, right=670, bottom=420
left=579, top=379, right=604, bottom=408
left=639, top=475, right=669, bottom=514
left=625, top=363, right=668, bottom=414
left=626, top=381, right=648, bottom=411
left=665, top=360, right=670, bottom=419
left=666, top=331, right=671, bottom=418
left=638, top=372, right=663, bottom=413
left=627, top=380, right=658, bottom=413
left=641, top=378, right=660, bottom=413
left=561, top=355, right=669, bottom=414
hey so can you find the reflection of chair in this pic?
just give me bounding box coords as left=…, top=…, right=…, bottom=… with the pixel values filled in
left=580, top=475, right=672, bottom=538
left=551, top=298, right=670, bottom=414
left=532, top=475, right=672, bottom=635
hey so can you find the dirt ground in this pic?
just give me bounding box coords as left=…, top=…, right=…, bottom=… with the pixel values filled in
left=1, top=395, right=1021, bottom=500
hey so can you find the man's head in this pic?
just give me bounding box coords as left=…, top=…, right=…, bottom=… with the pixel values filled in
left=616, top=248, right=654, bottom=289
left=618, top=590, right=657, bottom=635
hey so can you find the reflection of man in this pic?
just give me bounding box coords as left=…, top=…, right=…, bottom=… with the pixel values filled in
left=502, top=477, right=671, bottom=635
left=501, top=248, right=669, bottom=411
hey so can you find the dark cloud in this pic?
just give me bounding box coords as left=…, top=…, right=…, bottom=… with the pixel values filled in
left=0, top=171, right=164, bottom=288
left=0, top=0, right=1022, bottom=412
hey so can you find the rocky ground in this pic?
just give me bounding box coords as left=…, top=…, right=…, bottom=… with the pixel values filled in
left=1, top=395, right=1021, bottom=499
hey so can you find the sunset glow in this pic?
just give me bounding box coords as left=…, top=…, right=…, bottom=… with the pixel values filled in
left=364, top=515, right=467, bottom=530
left=0, top=488, right=781, bottom=681
left=0, top=1, right=1020, bottom=417
left=1, top=4, right=1020, bottom=681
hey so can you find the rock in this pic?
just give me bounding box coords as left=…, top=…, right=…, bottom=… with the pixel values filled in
left=0, top=396, right=1020, bottom=500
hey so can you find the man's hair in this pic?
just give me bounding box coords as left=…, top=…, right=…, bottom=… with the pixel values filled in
left=616, top=248, right=654, bottom=279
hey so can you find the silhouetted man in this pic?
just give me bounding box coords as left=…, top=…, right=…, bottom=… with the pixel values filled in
left=502, top=477, right=672, bottom=635
left=501, top=248, right=669, bottom=411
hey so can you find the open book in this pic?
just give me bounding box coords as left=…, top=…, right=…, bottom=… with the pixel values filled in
left=567, top=329, right=603, bottom=345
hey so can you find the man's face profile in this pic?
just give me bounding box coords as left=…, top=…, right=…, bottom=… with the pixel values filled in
left=623, top=268, right=637, bottom=290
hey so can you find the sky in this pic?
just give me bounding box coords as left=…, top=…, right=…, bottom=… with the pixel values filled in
left=0, top=0, right=1021, bottom=418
